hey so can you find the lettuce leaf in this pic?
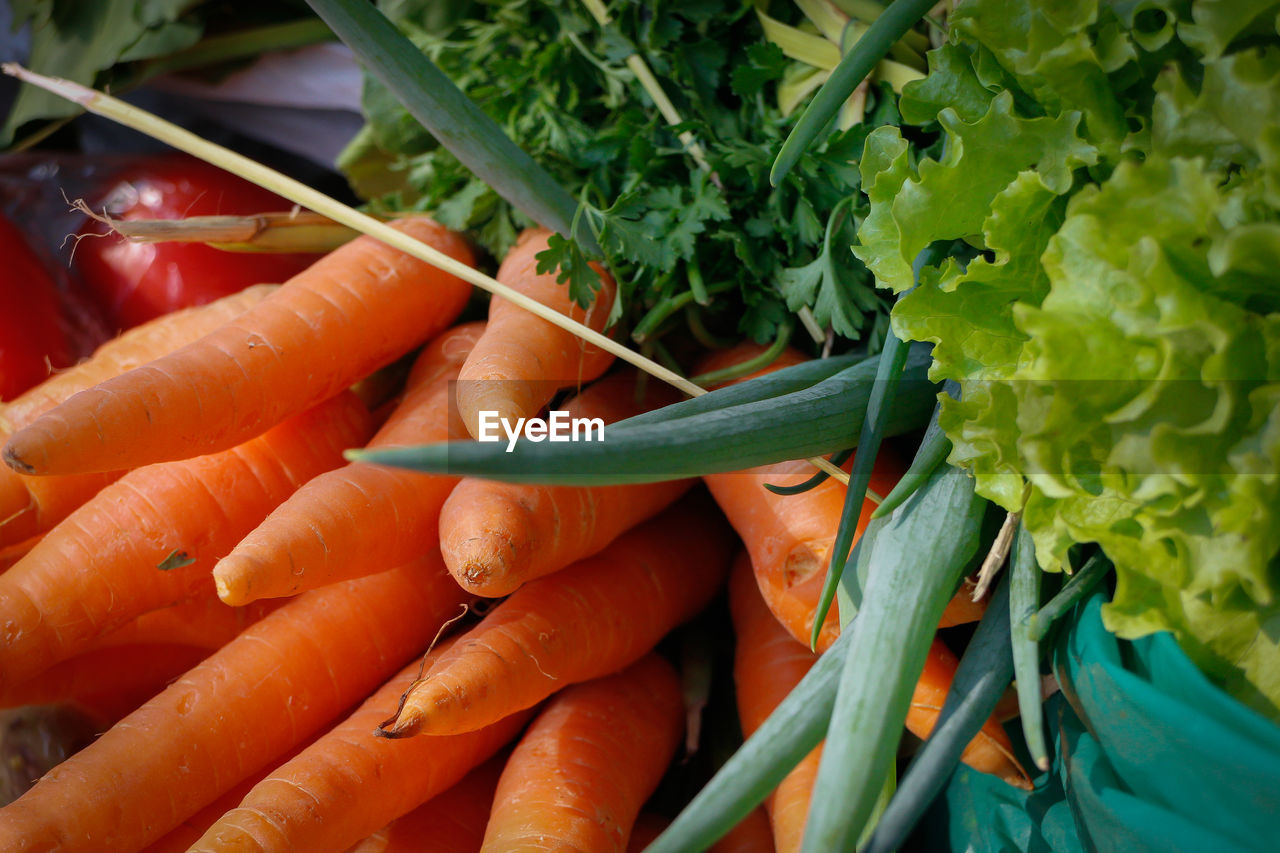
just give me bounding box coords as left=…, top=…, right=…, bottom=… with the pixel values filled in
left=858, top=0, right=1280, bottom=714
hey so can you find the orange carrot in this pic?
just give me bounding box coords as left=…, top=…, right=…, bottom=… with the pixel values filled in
left=381, top=493, right=734, bottom=738
left=140, top=742, right=312, bottom=853
left=939, top=576, right=988, bottom=627
left=191, top=638, right=530, bottom=853
left=697, top=344, right=902, bottom=653
left=441, top=370, right=692, bottom=596
left=0, top=390, right=371, bottom=690
left=345, top=753, right=507, bottom=853
left=212, top=322, right=484, bottom=606
left=0, top=285, right=276, bottom=547
left=909, top=639, right=1031, bottom=788
left=0, top=552, right=469, bottom=852
left=90, top=596, right=282, bottom=651
left=729, top=553, right=821, bottom=853
left=0, top=644, right=208, bottom=712
left=4, top=218, right=473, bottom=476
left=456, top=227, right=616, bottom=439
left=708, top=808, right=777, bottom=853
left=480, top=654, right=683, bottom=852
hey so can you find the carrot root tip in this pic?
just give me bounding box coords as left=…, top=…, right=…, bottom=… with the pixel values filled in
left=2, top=446, right=34, bottom=475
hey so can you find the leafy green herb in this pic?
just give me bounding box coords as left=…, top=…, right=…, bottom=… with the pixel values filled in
left=339, top=0, right=915, bottom=343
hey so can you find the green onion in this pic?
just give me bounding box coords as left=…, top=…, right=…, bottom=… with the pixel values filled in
left=862, top=573, right=1016, bottom=853
left=1027, top=551, right=1113, bottom=642
left=351, top=347, right=937, bottom=485
left=771, top=0, right=937, bottom=185
left=1010, top=521, right=1049, bottom=770
left=802, top=465, right=988, bottom=851
left=871, top=380, right=956, bottom=518
left=305, top=0, right=599, bottom=254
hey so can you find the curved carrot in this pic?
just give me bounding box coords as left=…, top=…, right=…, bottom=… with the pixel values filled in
left=698, top=344, right=903, bottom=653
left=0, top=285, right=276, bottom=547
left=0, top=552, right=469, bottom=852
left=190, top=639, right=530, bottom=853
left=0, top=390, right=372, bottom=690
left=212, top=322, right=484, bottom=606
left=456, top=227, right=616, bottom=439
left=346, top=754, right=507, bottom=853
left=480, top=654, right=683, bottom=852
left=709, top=808, right=777, bottom=853
left=4, top=218, right=473, bottom=476
left=381, top=493, right=734, bottom=738
left=729, top=553, right=820, bottom=853
left=441, top=370, right=692, bottom=596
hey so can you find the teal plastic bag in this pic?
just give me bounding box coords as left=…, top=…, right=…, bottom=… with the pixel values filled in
left=919, top=694, right=1082, bottom=853
left=1053, top=591, right=1280, bottom=852
left=923, top=590, right=1280, bottom=851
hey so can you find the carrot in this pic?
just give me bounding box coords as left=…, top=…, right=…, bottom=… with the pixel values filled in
left=140, top=742, right=312, bottom=853
left=3, top=217, right=473, bottom=476
left=441, top=370, right=692, bottom=596
left=0, top=552, right=469, bottom=852
left=212, top=322, right=484, bottom=606
left=729, top=553, right=821, bottom=853
left=480, top=654, right=683, bottom=852
left=0, top=643, right=208, bottom=713
left=380, top=492, right=734, bottom=738
left=939, top=576, right=988, bottom=627
left=345, top=753, right=507, bottom=853
left=191, top=638, right=530, bottom=853
left=708, top=808, right=777, bottom=853
left=909, top=638, right=1031, bottom=788
left=90, top=596, right=282, bottom=651
left=456, top=227, right=616, bottom=439
left=697, top=344, right=902, bottom=653
left=0, top=285, right=276, bottom=547
left=0, top=390, right=372, bottom=689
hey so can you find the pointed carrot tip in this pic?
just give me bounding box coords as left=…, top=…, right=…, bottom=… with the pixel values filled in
left=2, top=444, right=35, bottom=475
left=373, top=716, right=419, bottom=739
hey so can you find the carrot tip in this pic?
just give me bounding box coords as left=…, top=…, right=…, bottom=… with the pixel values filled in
left=213, top=571, right=247, bottom=607
left=2, top=445, right=35, bottom=475
left=372, top=719, right=417, bottom=739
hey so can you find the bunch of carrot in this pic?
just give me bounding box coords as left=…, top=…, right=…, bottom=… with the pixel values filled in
left=0, top=218, right=1025, bottom=852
